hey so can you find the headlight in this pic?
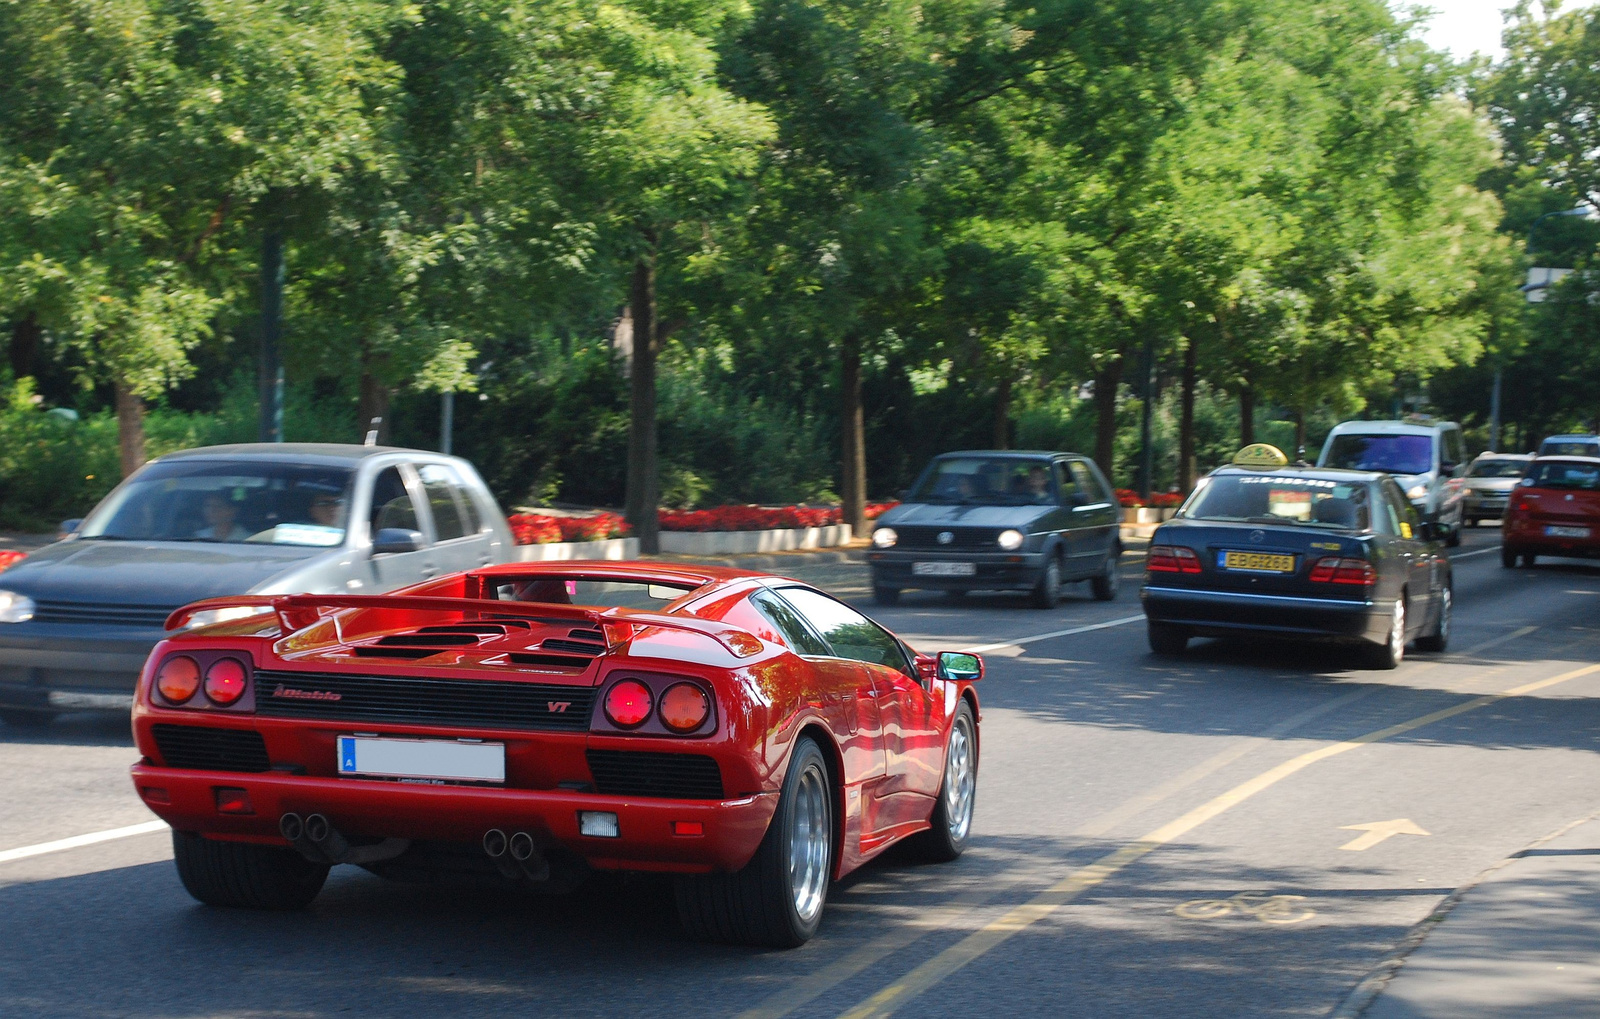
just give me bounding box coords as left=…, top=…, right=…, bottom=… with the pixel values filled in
left=872, top=527, right=898, bottom=548
left=998, top=529, right=1025, bottom=550
left=180, top=606, right=271, bottom=630
left=0, top=590, right=35, bottom=623
left=1406, top=484, right=1428, bottom=501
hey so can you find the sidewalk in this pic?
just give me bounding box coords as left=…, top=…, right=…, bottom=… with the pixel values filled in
left=1351, top=814, right=1600, bottom=1017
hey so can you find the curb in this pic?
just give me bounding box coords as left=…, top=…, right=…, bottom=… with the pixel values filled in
left=1327, top=807, right=1600, bottom=1018
left=645, top=546, right=868, bottom=573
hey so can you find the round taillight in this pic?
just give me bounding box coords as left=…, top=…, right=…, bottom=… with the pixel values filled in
left=604, top=680, right=653, bottom=728
left=204, top=658, right=248, bottom=706
left=659, top=683, right=710, bottom=733
left=156, top=656, right=201, bottom=704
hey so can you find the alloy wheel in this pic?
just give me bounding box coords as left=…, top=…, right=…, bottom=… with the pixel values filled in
left=944, top=715, right=976, bottom=841
left=788, top=763, right=831, bottom=924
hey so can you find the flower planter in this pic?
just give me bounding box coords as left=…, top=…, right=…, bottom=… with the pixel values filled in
left=658, top=524, right=853, bottom=556
left=516, top=537, right=641, bottom=562
left=1121, top=507, right=1178, bottom=525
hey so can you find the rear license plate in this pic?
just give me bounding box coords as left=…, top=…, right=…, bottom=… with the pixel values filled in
left=337, top=736, right=505, bottom=784
left=913, top=561, right=977, bottom=576
left=1219, top=551, right=1296, bottom=573
left=1545, top=525, right=1592, bottom=539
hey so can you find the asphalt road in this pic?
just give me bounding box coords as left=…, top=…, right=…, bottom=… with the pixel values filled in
left=3, top=526, right=1599, bottom=1018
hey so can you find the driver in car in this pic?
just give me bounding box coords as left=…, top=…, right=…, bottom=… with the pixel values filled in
left=195, top=493, right=250, bottom=542
left=308, top=493, right=347, bottom=529
left=1022, top=465, right=1052, bottom=503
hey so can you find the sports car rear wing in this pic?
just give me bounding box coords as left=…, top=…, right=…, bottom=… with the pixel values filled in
left=165, top=594, right=765, bottom=658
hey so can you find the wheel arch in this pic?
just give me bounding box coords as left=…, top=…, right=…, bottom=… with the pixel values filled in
left=795, top=721, right=847, bottom=881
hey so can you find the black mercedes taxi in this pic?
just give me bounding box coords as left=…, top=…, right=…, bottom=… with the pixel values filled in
left=1140, top=444, right=1452, bottom=670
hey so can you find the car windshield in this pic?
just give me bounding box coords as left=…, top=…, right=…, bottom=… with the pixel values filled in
left=1182, top=475, right=1372, bottom=530
left=1541, top=441, right=1600, bottom=457
left=1323, top=434, right=1434, bottom=476
left=1467, top=460, right=1528, bottom=479
left=1527, top=461, right=1600, bottom=490
left=79, top=460, right=355, bottom=546
left=909, top=457, right=1055, bottom=504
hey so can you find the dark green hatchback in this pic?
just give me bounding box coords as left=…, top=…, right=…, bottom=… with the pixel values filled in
left=866, top=451, right=1122, bottom=608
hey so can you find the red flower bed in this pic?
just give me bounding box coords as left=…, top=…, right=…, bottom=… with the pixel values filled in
left=1114, top=490, right=1185, bottom=509
left=1115, top=488, right=1142, bottom=507
left=657, top=502, right=901, bottom=533
left=507, top=512, right=630, bottom=545
left=0, top=551, right=24, bottom=572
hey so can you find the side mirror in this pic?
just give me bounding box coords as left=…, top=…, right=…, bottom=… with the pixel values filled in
left=372, top=528, right=425, bottom=554
left=1415, top=521, right=1439, bottom=542
left=936, top=651, right=984, bottom=681
left=59, top=518, right=83, bottom=539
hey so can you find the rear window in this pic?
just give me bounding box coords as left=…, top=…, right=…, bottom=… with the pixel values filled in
left=1540, top=440, right=1600, bottom=458
left=1466, top=460, right=1528, bottom=479
left=1527, top=461, right=1600, bottom=490
left=1322, top=434, right=1433, bottom=476
left=1183, top=476, right=1372, bottom=531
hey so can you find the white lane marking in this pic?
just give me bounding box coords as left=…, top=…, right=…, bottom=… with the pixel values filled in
left=963, top=615, right=1145, bottom=654
left=1450, top=545, right=1502, bottom=561
left=0, top=820, right=168, bottom=865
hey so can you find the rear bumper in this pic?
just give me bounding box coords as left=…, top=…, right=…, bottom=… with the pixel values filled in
left=1504, top=535, right=1600, bottom=559
left=1464, top=493, right=1509, bottom=516
left=0, top=627, right=157, bottom=710
left=868, top=551, right=1046, bottom=591
left=130, top=762, right=779, bottom=874
left=1141, top=586, right=1387, bottom=642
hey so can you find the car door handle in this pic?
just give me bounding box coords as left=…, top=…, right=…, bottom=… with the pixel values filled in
left=420, top=566, right=438, bottom=578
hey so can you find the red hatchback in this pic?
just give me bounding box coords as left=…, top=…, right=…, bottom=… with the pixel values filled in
left=1502, top=456, right=1600, bottom=567
left=129, top=562, right=983, bottom=947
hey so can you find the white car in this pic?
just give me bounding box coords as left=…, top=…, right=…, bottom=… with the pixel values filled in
left=1317, top=419, right=1467, bottom=546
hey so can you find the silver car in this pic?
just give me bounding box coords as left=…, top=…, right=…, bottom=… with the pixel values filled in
left=1462, top=453, right=1533, bottom=526
left=0, top=443, right=516, bottom=725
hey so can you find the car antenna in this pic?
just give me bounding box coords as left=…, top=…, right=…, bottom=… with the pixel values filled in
left=364, top=417, right=382, bottom=447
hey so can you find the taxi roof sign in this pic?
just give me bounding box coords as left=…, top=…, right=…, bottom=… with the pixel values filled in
left=1232, top=443, right=1290, bottom=469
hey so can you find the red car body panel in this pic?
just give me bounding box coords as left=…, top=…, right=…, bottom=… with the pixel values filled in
left=130, top=561, right=980, bottom=881
left=1503, top=456, right=1600, bottom=560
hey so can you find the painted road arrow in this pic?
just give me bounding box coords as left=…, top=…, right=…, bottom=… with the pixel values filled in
left=1338, top=818, right=1431, bottom=851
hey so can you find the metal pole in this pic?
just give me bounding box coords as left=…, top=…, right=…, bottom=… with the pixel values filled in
left=440, top=391, right=454, bottom=455
left=258, top=228, right=285, bottom=442
left=1138, top=334, right=1155, bottom=501
left=1489, top=368, right=1502, bottom=452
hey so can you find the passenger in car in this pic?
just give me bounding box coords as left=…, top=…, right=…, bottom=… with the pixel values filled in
left=194, top=493, right=250, bottom=542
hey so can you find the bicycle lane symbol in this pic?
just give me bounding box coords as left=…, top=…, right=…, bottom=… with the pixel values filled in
left=1174, top=892, right=1316, bottom=925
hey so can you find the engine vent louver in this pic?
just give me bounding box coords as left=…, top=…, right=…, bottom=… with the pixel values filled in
left=254, top=669, right=596, bottom=731
left=506, top=653, right=593, bottom=670
left=375, top=633, right=481, bottom=647
left=351, top=647, right=440, bottom=660
left=585, top=750, right=724, bottom=799
left=541, top=629, right=607, bottom=656
left=152, top=724, right=271, bottom=773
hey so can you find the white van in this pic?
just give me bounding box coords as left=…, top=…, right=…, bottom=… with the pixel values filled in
left=1317, top=419, right=1467, bottom=546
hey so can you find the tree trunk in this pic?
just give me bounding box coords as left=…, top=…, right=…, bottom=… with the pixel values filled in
left=9, top=312, right=40, bottom=380
left=1239, top=385, right=1255, bottom=447
left=840, top=333, right=867, bottom=536
left=113, top=379, right=146, bottom=477
left=1178, top=336, right=1198, bottom=491
left=358, top=367, right=391, bottom=445
left=993, top=374, right=1012, bottom=450
left=1092, top=352, right=1123, bottom=480
left=624, top=243, right=661, bottom=553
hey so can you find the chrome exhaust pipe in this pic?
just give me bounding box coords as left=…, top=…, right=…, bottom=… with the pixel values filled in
left=299, top=812, right=409, bottom=866
left=508, top=831, right=549, bottom=882
left=304, top=813, right=331, bottom=844
left=483, top=828, right=521, bottom=880
left=279, top=812, right=304, bottom=842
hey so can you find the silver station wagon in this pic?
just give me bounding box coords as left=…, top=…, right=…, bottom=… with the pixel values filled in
left=0, top=443, right=515, bottom=725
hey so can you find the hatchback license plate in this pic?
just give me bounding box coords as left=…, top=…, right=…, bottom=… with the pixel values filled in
left=1220, top=551, right=1295, bottom=573
left=337, top=736, right=505, bottom=784
left=913, top=561, right=977, bottom=576
left=1545, top=525, right=1591, bottom=539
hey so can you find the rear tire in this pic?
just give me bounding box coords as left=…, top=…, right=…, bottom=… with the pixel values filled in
left=0, top=708, right=56, bottom=728
left=1148, top=622, right=1189, bottom=656
left=676, top=737, right=833, bottom=948
left=1090, top=547, right=1121, bottom=602
left=1414, top=587, right=1451, bottom=653
left=1363, top=598, right=1406, bottom=671
left=872, top=586, right=901, bottom=606
left=172, top=830, right=328, bottom=910
left=907, top=701, right=977, bottom=862
left=1030, top=557, right=1062, bottom=609
left=1501, top=546, right=1517, bottom=568
left=1445, top=526, right=1461, bottom=548
left=1521, top=553, right=1537, bottom=568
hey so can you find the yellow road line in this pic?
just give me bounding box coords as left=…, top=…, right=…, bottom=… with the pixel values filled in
left=836, top=660, right=1600, bottom=1019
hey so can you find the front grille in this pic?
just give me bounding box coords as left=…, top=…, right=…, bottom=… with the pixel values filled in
left=255, top=669, right=596, bottom=731
left=152, top=724, right=270, bottom=772
left=585, top=750, right=724, bottom=799
left=32, top=600, right=178, bottom=627
left=892, top=526, right=1002, bottom=550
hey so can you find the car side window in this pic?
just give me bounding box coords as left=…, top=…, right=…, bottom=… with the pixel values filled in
left=1381, top=480, right=1417, bottom=536
left=417, top=464, right=469, bottom=541
left=1053, top=462, right=1077, bottom=504
left=750, top=590, right=830, bottom=657
left=1068, top=461, right=1100, bottom=503
left=1444, top=429, right=1464, bottom=468
left=369, top=466, right=422, bottom=539
left=775, top=587, right=914, bottom=678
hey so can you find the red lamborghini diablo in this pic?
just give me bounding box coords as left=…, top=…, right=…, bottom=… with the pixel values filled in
left=130, top=561, right=982, bottom=947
